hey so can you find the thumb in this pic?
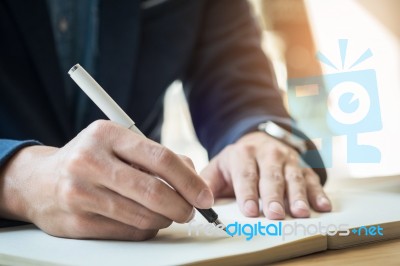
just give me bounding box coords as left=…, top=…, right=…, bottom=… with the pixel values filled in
left=200, top=158, right=230, bottom=198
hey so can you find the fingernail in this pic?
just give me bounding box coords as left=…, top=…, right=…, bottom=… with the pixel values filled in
left=186, top=208, right=196, bottom=222
left=295, top=200, right=309, bottom=211
left=269, top=202, right=285, bottom=217
left=318, top=196, right=331, bottom=208
left=244, top=200, right=258, bottom=216
left=196, top=189, right=214, bottom=208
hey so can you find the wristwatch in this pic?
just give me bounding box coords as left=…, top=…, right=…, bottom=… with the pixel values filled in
left=258, top=121, right=307, bottom=154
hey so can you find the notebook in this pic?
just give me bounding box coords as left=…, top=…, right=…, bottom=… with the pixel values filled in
left=1, top=176, right=399, bottom=266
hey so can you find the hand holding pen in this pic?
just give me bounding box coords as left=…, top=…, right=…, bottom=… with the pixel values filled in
left=0, top=66, right=223, bottom=241
left=69, top=64, right=227, bottom=233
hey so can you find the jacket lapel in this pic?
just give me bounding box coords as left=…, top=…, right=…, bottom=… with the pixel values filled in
left=6, top=0, right=72, bottom=138
left=86, top=0, right=141, bottom=124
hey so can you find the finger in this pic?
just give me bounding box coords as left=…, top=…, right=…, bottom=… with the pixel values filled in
left=304, top=168, right=332, bottom=212
left=179, top=155, right=195, bottom=170
left=97, top=159, right=195, bottom=224
left=258, top=149, right=286, bottom=220
left=200, top=155, right=233, bottom=198
left=64, top=214, right=159, bottom=241
left=84, top=186, right=174, bottom=230
left=229, top=145, right=260, bottom=217
left=110, top=127, right=213, bottom=209
left=284, top=154, right=310, bottom=218
left=200, top=158, right=223, bottom=195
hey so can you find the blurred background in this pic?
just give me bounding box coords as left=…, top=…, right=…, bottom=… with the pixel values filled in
left=162, top=0, right=400, bottom=180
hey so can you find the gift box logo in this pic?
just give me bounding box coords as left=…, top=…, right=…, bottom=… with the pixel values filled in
left=288, top=39, right=382, bottom=167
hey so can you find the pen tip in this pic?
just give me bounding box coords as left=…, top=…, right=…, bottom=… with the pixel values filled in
left=221, top=225, right=227, bottom=232
left=213, top=219, right=230, bottom=236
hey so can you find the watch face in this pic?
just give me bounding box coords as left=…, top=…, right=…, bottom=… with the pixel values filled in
left=259, top=122, right=306, bottom=153
left=262, top=122, right=286, bottom=139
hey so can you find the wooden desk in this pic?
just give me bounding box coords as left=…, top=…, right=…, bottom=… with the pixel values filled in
left=274, top=238, right=400, bottom=265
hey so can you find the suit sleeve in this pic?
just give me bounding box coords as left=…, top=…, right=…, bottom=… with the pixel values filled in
left=0, top=139, right=40, bottom=168
left=182, top=0, right=327, bottom=184
left=0, top=139, right=40, bottom=227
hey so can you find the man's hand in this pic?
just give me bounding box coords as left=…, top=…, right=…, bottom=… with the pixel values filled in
left=201, top=131, right=331, bottom=219
left=0, top=120, right=213, bottom=240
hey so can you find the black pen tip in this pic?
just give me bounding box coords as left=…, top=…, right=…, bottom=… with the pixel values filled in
left=213, top=219, right=231, bottom=236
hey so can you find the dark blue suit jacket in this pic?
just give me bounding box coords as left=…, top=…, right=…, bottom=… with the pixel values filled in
left=0, top=0, right=326, bottom=227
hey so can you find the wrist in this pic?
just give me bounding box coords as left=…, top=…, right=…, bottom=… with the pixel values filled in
left=0, top=145, right=57, bottom=222
left=258, top=121, right=307, bottom=154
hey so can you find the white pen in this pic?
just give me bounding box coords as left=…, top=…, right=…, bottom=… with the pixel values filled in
left=68, top=64, right=227, bottom=232
left=68, top=64, right=144, bottom=136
